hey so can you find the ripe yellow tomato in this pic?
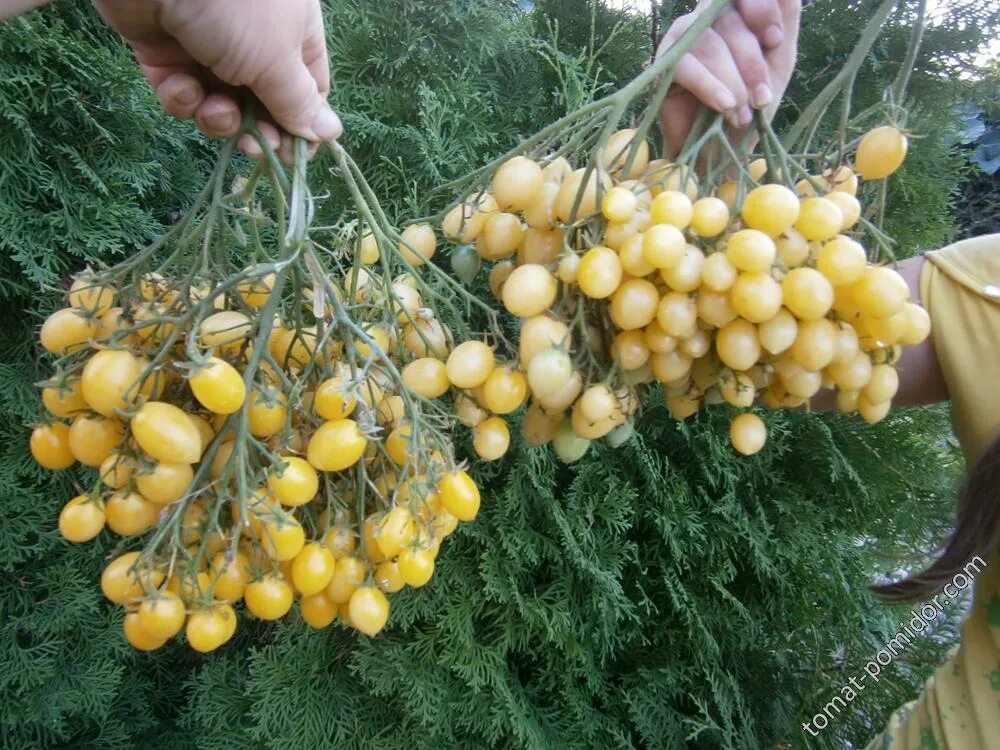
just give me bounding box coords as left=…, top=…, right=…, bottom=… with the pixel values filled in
left=186, top=607, right=231, bottom=653
left=518, top=227, right=563, bottom=265
left=790, top=318, right=837, bottom=371
left=726, top=229, right=776, bottom=273
left=650, top=190, right=693, bottom=229
left=665, top=391, right=700, bottom=420
left=577, top=246, right=623, bottom=300
left=716, top=318, right=762, bottom=371
left=322, top=525, right=358, bottom=561
left=741, top=184, right=800, bottom=237
left=690, top=196, right=730, bottom=237
left=30, top=422, right=75, bottom=470
left=211, top=551, right=252, bottom=601
left=600, top=129, right=650, bottom=179
left=862, top=363, right=899, bottom=404
left=101, top=551, right=163, bottom=604
left=534, top=369, right=582, bottom=412
left=479, top=211, right=524, bottom=260
left=825, top=191, right=861, bottom=230
left=439, top=470, right=480, bottom=521
left=124, top=612, right=166, bottom=652
left=68, top=276, right=116, bottom=314
left=349, top=585, right=390, bottom=637
left=817, top=236, right=867, bottom=286
left=474, top=416, right=510, bottom=461
left=292, top=542, right=337, bottom=596
left=701, top=251, right=738, bottom=292
left=729, top=413, right=767, bottom=455
left=374, top=559, right=406, bottom=593
left=554, top=168, right=611, bottom=222
left=758, top=308, right=798, bottom=355
left=612, top=330, right=651, bottom=370
left=306, top=419, right=367, bottom=472
left=246, top=389, right=287, bottom=438
left=40, top=307, right=97, bottom=354
left=483, top=367, right=528, bottom=414
left=775, top=228, right=810, bottom=268
left=199, top=310, right=251, bottom=349
left=521, top=402, right=562, bottom=447
left=858, top=394, right=892, bottom=424
left=650, top=349, right=692, bottom=383
left=523, top=181, right=560, bottom=229
left=401, top=358, right=450, bottom=399
left=822, top=165, right=859, bottom=196
left=267, top=456, right=319, bottom=506
left=138, top=592, right=186, bottom=639
left=446, top=341, right=495, bottom=389
left=398, top=547, right=436, bottom=588
left=377, top=506, right=417, bottom=558
left=58, top=495, right=105, bottom=542
left=719, top=372, right=756, bottom=408
left=601, top=186, right=638, bottom=223
left=300, top=590, right=339, bottom=628
left=899, top=303, right=931, bottom=346
left=105, top=490, right=160, bottom=536
left=132, top=401, right=202, bottom=464
left=660, top=244, right=705, bottom=293
left=695, top=289, right=738, bottom=329
left=237, top=272, right=276, bottom=307
left=314, top=376, right=358, bottom=420
left=398, top=223, right=437, bottom=266
left=641, top=224, right=685, bottom=269
left=134, top=461, right=193, bottom=505
left=730, top=272, right=783, bottom=323
left=855, top=125, right=908, bottom=180
left=41, top=378, right=88, bottom=418
left=610, top=279, right=659, bottom=331
left=781, top=267, right=834, bottom=320
left=526, top=347, right=573, bottom=399
left=518, top=316, right=569, bottom=367
left=502, top=264, right=558, bottom=317
left=326, top=556, right=367, bottom=603
left=656, top=292, right=697, bottom=338
left=245, top=575, right=294, bottom=620
left=617, top=234, right=654, bottom=278
left=259, top=516, right=306, bottom=561
left=851, top=266, right=909, bottom=320
left=794, top=197, right=843, bottom=242
left=442, top=200, right=487, bottom=242
left=493, top=156, right=544, bottom=211
left=190, top=357, right=246, bottom=415
left=68, top=414, right=125, bottom=467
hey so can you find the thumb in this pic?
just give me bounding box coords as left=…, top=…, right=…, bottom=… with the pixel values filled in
left=250, top=55, right=342, bottom=141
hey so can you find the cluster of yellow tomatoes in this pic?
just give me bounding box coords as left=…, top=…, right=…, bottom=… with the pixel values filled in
left=30, top=255, right=483, bottom=652
left=434, top=124, right=923, bottom=458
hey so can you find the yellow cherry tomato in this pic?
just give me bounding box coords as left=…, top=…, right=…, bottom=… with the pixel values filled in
left=58, top=495, right=106, bottom=542
left=30, top=422, right=75, bottom=470
left=291, top=542, right=337, bottom=596
left=306, top=419, right=366, bottom=472
left=439, top=470, right=480, bottom=521
left=190, top=357, right=246, bottom=415
left=68, top=415, right=125, bottom=467
left=245, top=574, right=294, bottom=620
left=40, top=307, right=97, bottom=354
left=131, top=401, right=202, bottom=464
left=348, top=586, right=390, bottom=637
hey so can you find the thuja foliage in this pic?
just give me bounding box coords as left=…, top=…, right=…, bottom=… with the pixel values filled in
left=0, top=1, right=987, bottom=749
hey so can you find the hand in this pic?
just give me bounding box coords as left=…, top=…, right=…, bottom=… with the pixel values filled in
left=656, top=0, right=800, bottom=157
left=91, top=0, right=341, bottom=159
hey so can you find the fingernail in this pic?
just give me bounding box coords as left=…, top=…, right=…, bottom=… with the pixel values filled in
left=737, top=105, right=753, bottom=128
left=205, top=110, right=238, bottom=134
left=715, top=88, right=737, bottom=112
left=753, top=83, right=773, bottom=109
left=764, top=24, right=784, bottom=48
left=313, top=105, right=343, bottom=141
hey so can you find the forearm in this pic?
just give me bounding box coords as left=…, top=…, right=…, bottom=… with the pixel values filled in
left=0, top=0, right=51, bottom=21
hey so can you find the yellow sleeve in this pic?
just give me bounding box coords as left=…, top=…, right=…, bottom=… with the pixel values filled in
left=920, top=234, right=1000, bottom=462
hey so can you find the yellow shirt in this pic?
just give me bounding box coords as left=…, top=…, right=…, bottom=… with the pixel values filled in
left=867, top=234, right=1000, bottom=749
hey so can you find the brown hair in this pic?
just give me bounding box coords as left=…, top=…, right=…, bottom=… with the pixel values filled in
left=871, top=430, right=1000, bottom=603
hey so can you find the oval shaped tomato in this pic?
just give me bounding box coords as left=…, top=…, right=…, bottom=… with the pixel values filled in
left=186, top=607, right=230, bottom=653
left=438, top=470, right=480, bottom=521
left=41, top=378, right=88, bottom=418
left=105, top=490, right=160, bottom=536
left=40, top=307, right=97, bottom=354
left=135, top=462, right=193, bottom=505
left=398, top=547, right=435, bottom=588
left=267, top=456, right=318, bottom=506
left=210, top=551, right=252, bottom=601
left=247, top=389, right=287, bottom=437
left=131, top=401, right=202, bottom=464
left=138, top=592, right=186, bottom=639
left=58, top=495, right=106, bottom=542
left=124, top=612, right=166, bottom=652
left=81, top=349, right=140, bottom=417
left=68, top=415, right=125, bottom=467
left=259, top=516, right=306, bottom=561
left=291, top=542, right=336, bottom=596
left=300, top=590, right=339, bottom=628
left=306, top=419, right=366, bottom=472
left=101, top=551, right=163, bottom=604
left=244, top=575, right=294, bottom=620
left=190, top=357, right=246, bottom=415
left=30, top=422, right=75, bottom=470
left=326, top=556, right=367, bottom=603
left=348, top=586, right=390, bottom=636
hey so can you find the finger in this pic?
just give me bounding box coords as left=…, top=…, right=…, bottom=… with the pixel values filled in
left=194, top=93, right=242, bottom=138
left=150, top=70, right=205, bottom=119
left=736, top=0, right=785, bottom=49
left=302, top=1, right=331, bottom=97
left=237, top=121, right=281, bottom=160
left=250, top=54, right=342, bottom=142
left=659, top=91, right=701, bottom=158
left=713, top=7, right=773, bottom=109
left=675, top=29, right=752, bottom=127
